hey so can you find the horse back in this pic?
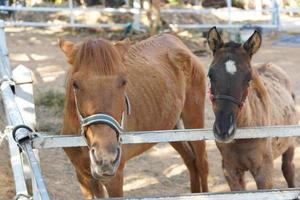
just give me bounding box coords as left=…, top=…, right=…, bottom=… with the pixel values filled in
left=255, top=63, right=297, bottom=125
left=121, top=34, right=205, bottom=133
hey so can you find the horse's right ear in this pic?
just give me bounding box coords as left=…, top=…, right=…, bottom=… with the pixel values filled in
left=58, top=37, right=74, bottom=59
left=207, top=27, right=223, bottom=53
left=114, top=38, right=131, bottom=58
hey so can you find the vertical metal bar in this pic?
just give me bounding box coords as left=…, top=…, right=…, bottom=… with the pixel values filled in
left=68, top=0, right=75, bottom=25
left=0, top=20, right=11, bottom=78
left=22, top=142, right=49, bottom=200
left=0, top=21, right=29, bottom=199
left=272, top=0, right=280, bottom=30
left=1, top=82, right=29, bottom=199
left=133, top=0, right=141, bottom=30
left=255, top=0, right=262, bottom=14
left=226, top=0, right=232, bottom=25
left=0, top=19, right=48, bottom=199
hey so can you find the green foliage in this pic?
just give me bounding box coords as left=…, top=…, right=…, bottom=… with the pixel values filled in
left=168, top=0, right=181, bottom=5
left=35, top=90, right=65, bottom=109
left=35, top=90, right=65, bottom=134
left=232, top=0, right=244, bottom=8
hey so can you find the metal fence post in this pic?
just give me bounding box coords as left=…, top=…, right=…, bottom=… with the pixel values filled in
left=226, top=0, right=232, bottom=25
left=0, top=20, right=11, bottom=77
left=272, top=0, right=280, bottom=30
left=255, top=0, right=262, bottom=14
left=0, top=20, right=29, bottom=199
left=0, top=19, right=48, bottom=200
left=133, top=0, right=141, bottom=30
left=68, top=0, right=75, bottom=26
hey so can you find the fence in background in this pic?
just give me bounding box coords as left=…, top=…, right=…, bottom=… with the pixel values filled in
left=0, top=0, right=290, bottom=30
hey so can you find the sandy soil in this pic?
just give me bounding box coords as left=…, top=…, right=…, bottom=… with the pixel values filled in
left=1, top=28, right=300, bottom=200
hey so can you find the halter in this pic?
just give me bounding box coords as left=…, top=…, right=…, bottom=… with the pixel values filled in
left=73, top=89, right=131, bottom=145
left=209, top=87, right=245, bottom=108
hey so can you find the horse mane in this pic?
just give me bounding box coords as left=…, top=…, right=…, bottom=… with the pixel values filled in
left=238, top=65, right=271, bottom=126
left=73, top=38, right=125, bottom=75
left=250, top=68, right=270, bottom=109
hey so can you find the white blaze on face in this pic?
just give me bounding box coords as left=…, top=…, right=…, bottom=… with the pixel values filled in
left=225, top=60, right=237, bottom=75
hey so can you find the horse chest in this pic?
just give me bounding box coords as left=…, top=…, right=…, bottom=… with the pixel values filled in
left=216, top=139, right=270, bottom=169
left=271, top=137, right=294, bottom=159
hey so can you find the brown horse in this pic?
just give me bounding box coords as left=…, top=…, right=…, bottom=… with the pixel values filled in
left=207, top=27, right=297, bottom=190
left=59, top=34, right=208, bottom=198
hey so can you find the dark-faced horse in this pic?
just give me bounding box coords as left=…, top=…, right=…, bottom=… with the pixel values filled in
left=207, top=27, right=297, bottom=190
left=59, top=34, right=208, bottom=198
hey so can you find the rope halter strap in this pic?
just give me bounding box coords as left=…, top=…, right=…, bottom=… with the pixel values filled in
left=212, top=95, right=244, bottom=107
left=73, top=89, right=131, bottom=145
left=209, top=87, right=245, bottom=108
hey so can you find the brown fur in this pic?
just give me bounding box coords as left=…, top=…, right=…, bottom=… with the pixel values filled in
left=217, top=63, right=297, bottom=190
left=60, top=34, right=208, bottom=198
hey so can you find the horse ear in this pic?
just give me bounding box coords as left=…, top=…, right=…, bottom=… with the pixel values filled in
left=243, top=30, right=262, bottom=57
left=114, top=38, right=131, bottom=58
left=58, top=37, right=75, bottom=59
left=207, top=27, right=223, bottom=53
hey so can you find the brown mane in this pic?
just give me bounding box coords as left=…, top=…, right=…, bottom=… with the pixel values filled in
left=73, top=38, right=125, bottom=75
left=238, top=66, right=271, bottom=126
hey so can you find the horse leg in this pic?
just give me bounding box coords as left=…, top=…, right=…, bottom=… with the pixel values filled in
left=64, top=147, right=106, bottom=198
left=181, top=86, right=209, bottom=192
left=103, top=162, right=125, bottom=197
left=76, top=171, right=106, bottom=199
left=282, top=146, right=295, bottom=188
left=170, top=141, right=200, bottom=193
left=222, top=160, right=246, bottom=191
left=250, top=157, right=273, bottom=189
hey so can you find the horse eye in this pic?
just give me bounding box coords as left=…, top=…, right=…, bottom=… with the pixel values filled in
left=245, top=72, right=252, bottom=83
left=72, top=81, right=79, bottom=90
left=208, top=69, right=215, bottom=81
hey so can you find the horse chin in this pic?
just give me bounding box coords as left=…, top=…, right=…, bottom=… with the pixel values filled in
left=90, top=166, right=116, bottom=182
left=213, top=123, right=236, bottom=143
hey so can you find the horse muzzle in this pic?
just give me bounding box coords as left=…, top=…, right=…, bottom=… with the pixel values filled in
left=89, top=146, right=122, bottom=181
left=213, top=112, right=236, bottom=143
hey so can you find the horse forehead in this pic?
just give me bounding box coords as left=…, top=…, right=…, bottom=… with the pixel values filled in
left=225, top=60, right=237, bottom=75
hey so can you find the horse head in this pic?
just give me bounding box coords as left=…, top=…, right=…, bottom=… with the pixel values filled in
left=207, top=27, right=262, bottom=143
left=59, top=37, right=130, bottom=180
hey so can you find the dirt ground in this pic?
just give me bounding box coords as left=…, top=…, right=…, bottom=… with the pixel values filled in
left=1, top=27, right=300, bottom=200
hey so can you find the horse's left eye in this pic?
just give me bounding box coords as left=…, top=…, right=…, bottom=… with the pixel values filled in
left=208, top=69, right=216, bottom=82
left=72, top=81, right=79, bottom=90
left=245, top=72, right=252, bottom=83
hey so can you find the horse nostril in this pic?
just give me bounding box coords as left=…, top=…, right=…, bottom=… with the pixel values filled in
left=90, top=146, right=104, bottom=165
left=90, top=147, right=97, bottom=160
left=112, top=147, right=121, bottom=165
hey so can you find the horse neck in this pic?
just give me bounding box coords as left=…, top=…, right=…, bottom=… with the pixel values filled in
left=237, top=67, right=271, bottom=127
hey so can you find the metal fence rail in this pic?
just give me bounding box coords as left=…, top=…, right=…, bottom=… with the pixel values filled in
left=0, top=0, right=282, bottom=30
left=33, top=125, right=300, bottom=149
left=110, top=188, right=300, bottom=200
